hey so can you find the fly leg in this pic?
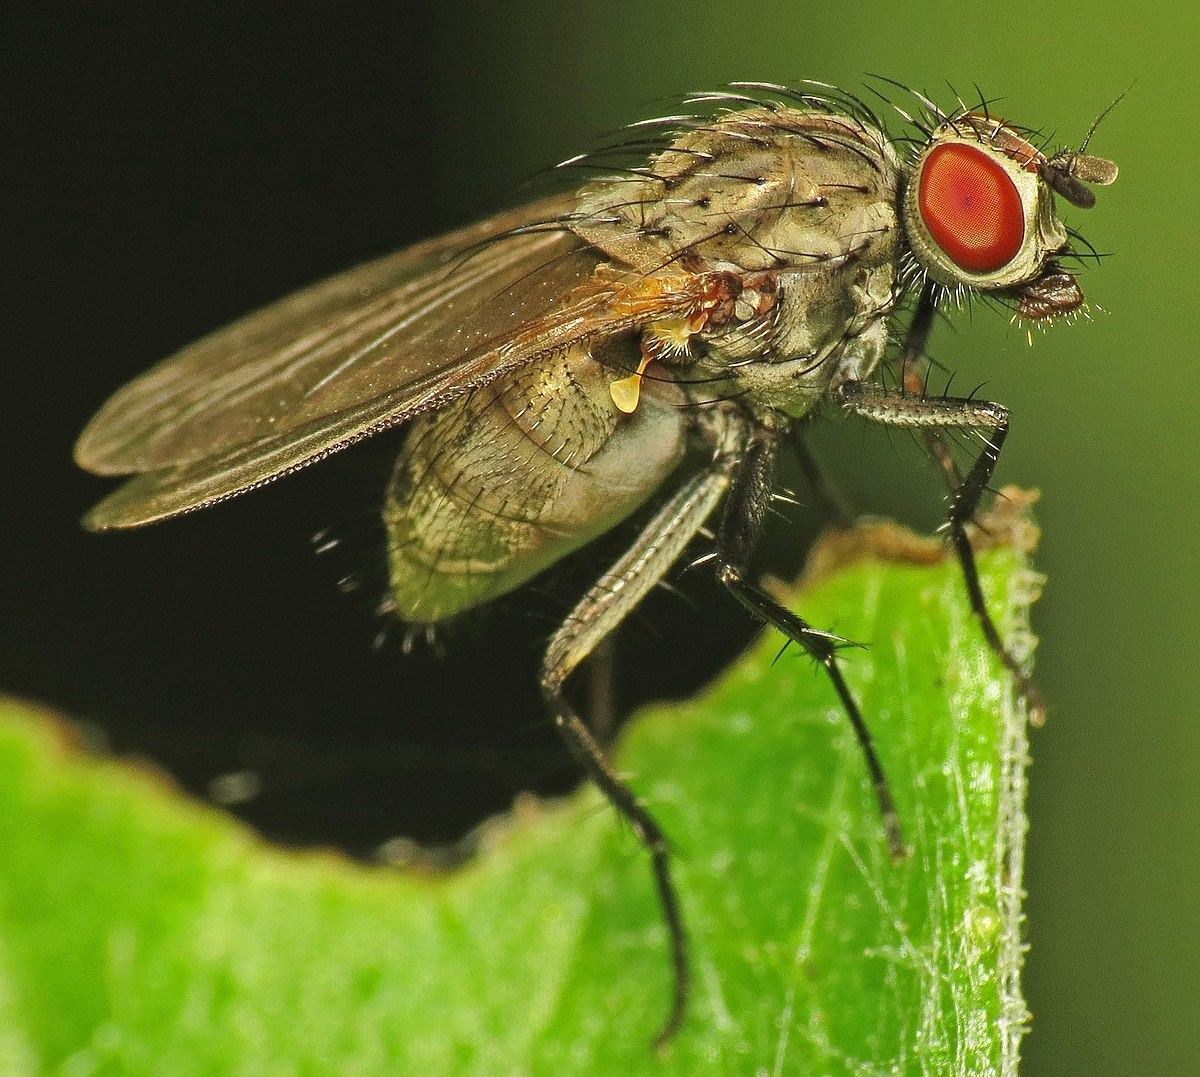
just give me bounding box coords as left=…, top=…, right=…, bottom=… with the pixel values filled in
left=586, top=635, right=617, bottom=744
left=898, top=284, right=963, bottom=486
left=838, top=380, right=1046, bottom=724
left=540, top=419, right=745, bottom=1050
left=711, top=411, right=906, bottom=858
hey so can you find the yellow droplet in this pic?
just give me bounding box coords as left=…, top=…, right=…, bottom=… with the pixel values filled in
left=610, top=375, right=642, bottom=414
left=610, top=353, right=653, bottom=414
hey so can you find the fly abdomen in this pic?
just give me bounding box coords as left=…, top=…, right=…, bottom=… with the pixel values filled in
left=384, top=343, right=686, bottom=623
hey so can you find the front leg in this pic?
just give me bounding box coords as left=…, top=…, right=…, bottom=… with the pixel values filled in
left=898, top=282, right=963, bottom=487
left=838, top=380, right=1046, bottom=724
left=713, top=410, right=906, bottom=858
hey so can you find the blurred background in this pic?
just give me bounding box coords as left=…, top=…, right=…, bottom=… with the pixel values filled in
left=4, top=2, right=1195, bottom=1071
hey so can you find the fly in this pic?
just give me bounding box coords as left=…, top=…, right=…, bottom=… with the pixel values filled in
left=74, top=80, right=1118, bottom=1048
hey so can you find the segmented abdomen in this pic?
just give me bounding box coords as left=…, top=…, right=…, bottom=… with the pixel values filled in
left=384, top=345, right=686, bottom=623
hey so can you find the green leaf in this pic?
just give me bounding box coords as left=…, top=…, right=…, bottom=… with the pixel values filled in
left=0, top=529, right=1036, bottom=1075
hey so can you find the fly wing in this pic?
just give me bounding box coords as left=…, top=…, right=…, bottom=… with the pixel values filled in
left=76, top=194, right=582, bottom=476
left=77, top=197, right=712, bottom=531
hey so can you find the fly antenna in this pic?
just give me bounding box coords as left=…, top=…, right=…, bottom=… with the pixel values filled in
left=1037, top=87, right=1125, bottom=208
left=1079, top=81, right=1134, bottom=153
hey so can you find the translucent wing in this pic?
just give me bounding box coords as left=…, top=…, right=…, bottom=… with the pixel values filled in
left=76, top=194, right=711, bottom=531
left=77, top=194, right=581, bottom=477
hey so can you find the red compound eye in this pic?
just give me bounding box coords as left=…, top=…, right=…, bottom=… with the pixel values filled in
left=918, top=143, right=1025, bottom=273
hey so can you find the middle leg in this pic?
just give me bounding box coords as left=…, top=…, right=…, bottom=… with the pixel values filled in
left=712, top=410, right=907, bottom=858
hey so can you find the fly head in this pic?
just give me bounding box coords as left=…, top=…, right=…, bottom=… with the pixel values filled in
left=899, top=110, right=1118, bottom=321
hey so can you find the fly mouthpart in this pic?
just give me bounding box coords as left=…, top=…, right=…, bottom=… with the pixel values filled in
left=1013, top=266, right=1085, bottom=321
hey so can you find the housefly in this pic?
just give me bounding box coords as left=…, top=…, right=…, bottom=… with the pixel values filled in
left=75, top=81, right=1118, bottom=1047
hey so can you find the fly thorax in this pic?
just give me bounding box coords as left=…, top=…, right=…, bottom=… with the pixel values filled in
left=692, top=314, right=888, bottom=419
left=693, top=250, right=897, bottom=417
left=574, top=106, right=902, bottom=417
left=572, top=108, right=902, bottom=278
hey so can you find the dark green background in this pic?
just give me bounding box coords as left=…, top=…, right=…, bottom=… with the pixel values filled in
left=6, top=3, right=1195, bottom=1072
